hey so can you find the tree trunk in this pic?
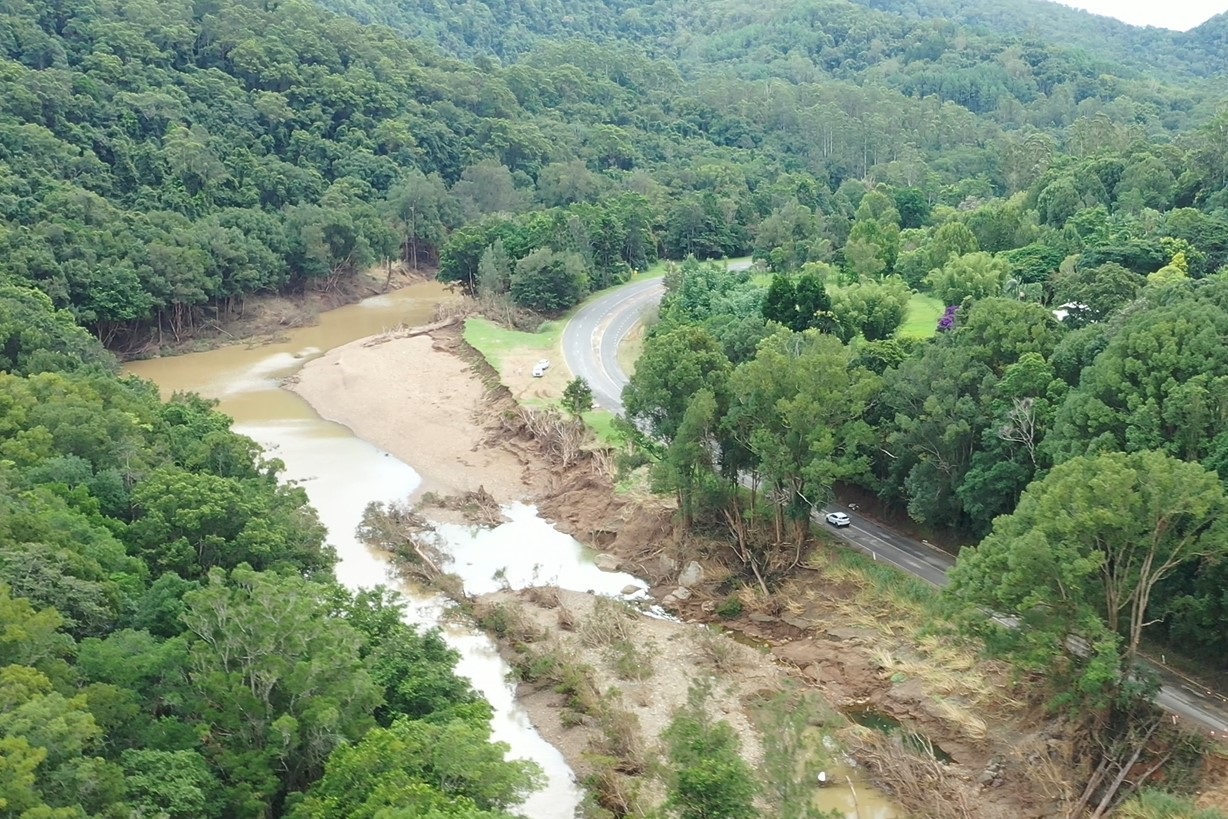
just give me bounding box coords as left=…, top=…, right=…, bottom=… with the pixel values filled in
left=1089, top=721, right=1160, bottom=819
left=409, top=206, right=419, bottom=271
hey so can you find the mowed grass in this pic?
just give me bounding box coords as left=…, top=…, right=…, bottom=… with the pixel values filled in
left=900, top=291, right=944, bottom=339
left=462, top=316, right=564, bottom=375
left=582, top=409, right=624, bottom=447
left=463, top=318, right=625, bottom=446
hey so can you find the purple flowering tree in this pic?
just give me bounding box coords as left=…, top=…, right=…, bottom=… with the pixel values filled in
left=937, top=305, right=959, bottom=333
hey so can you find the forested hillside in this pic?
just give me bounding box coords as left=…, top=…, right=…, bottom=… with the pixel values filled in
left=1, top=0, right=1224, bottom=351
left=0, top=284, right=539, bottom=816
left=4, top=0, right=1228, bottom=812
left=852, top=0, right=1228, bottom=80
left=317, top=0, right=1214, bottom=123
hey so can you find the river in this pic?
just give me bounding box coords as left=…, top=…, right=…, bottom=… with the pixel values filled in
left=125, top=282, right=897, bottom=819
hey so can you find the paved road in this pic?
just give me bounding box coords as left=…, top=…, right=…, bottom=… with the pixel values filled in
left=562, top=275, right=666, bottom=415
left=563, top=274, right=1228, bottom=737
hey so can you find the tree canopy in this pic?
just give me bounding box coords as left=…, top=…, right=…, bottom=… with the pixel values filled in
left=0, top=285, right=533, bottom=817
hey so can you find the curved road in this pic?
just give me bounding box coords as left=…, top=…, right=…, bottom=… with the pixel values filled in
left=563, top=273, right=1228, bottom=737
left=562, top=275, right=666, bottom=415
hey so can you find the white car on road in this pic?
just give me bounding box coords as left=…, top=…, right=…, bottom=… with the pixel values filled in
left=825, top=511, right=851, bottom=528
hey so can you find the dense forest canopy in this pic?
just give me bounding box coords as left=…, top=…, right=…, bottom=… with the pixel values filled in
left=0, top=0, right=1225, bottom=347
left=0, top=283, right=539, bottom=816
left=852, top=0, right=1228, bottom=80
left=3, top=0, right=1228, bottom=812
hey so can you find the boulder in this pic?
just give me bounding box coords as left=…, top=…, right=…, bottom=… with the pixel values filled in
left=678, top=560, right=704, bottom=587
left=621, top=584, right=641, bottom=596
left=780, top=615, right=812, bottom=631
left=594, top=553, right=620, bottom=572
left=671, top=586, right=693, bottom=601
left=772, top=640, right=827, bottom=668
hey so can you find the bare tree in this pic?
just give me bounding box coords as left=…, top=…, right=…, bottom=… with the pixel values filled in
left=998, top=397, right=1040, bottom=465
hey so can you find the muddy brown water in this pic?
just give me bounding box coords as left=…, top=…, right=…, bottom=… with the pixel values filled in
left=125, top=283, right=897, bottom=818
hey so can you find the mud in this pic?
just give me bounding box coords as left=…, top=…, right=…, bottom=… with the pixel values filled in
left=286, top=316, right=1104, bottom=818
left=122, top=264, right=436, bottom=360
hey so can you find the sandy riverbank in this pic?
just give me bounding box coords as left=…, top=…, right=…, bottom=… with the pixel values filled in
left=284, top=319, right=1085, bottom=818
left=289, top=330, right=535, bottom=503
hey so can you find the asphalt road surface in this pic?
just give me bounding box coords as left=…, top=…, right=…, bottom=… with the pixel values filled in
left=563, top=271, right=1228, bottom=737
left=562, top=274, right=666, bottom=415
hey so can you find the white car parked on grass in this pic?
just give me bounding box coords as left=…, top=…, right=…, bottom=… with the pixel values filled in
left=825, top=511, right=851, bottom=528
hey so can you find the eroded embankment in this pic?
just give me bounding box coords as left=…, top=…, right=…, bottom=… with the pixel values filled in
left=290, top=319, right=1105, bottom=819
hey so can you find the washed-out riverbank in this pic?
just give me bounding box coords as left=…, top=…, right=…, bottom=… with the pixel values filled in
left=288, top=307, right=900, bottom=817
left=289, top=330, right=532, bottom=502
left=125, top=283, right=586, bottom=818
left=127, top=283, right=900, bottom=817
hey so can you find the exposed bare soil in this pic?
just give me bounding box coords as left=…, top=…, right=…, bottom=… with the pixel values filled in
left=291, top=327, right=537, bottom=502
left=472, top=587, right=788, bottom=814
left=288, top=316, right=1225, bottom=818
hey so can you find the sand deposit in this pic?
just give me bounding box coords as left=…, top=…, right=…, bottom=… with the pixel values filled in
left=290, top=332, right=533, bottom=502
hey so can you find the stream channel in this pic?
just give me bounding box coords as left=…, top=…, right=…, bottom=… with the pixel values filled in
left=125, top=282, right=896, bottom=818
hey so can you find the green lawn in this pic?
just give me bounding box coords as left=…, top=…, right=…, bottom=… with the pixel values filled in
left=465, top=318, right=628, bottom=446
left=900, top=292, right=945, bottom=339
left=582, top=409, right=624, bottom=447
left=462, top=316, right=563, bottom=375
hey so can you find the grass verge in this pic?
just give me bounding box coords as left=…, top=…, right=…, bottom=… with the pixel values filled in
left=582, top=409, right=623, bottom=447
left=900, top=292, right=944, bottom=338
left=813, top=545, right=946, bottom=621
left=463, top=316, right=563, bottom=373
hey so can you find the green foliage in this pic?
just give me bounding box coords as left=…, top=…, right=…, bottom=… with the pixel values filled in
left=0, top=0, right=1224, bottom=351
left=1051, top=261, right=1141, bottom=326
left=510, top=248, right=589, bottom=314
left=623, top=324, right=731, bottom=443
left=127, top=466, right=330, bottom=579
left=831, top=276, right=912, bottom=341
left=716, top=596, right=744, bottom=619
left=724, top=329, right=878, bottom=541
left=925, top=251, right=1011, bottom=304
left=339, top=588, right=490, bottom=727
left=121, top=749, right=222, bottom=819
left=949, top=451, right=1228, bottom=710
left=655, top=388, right=722, bottom=527
left=1047, top=281, right=1228, bottom=465
left=182, top=567, right=383, bottom=804
left=663, top=682, right=757, bottom=819
left=562, top=377, right=595, bottom=418
left=8, top=0, right=1228, bottom=788
left=476, top=239, right=513, bottom=298
left=1116, top=788, right=1228, bottom=819
left=761, top=271, right=834, bottom=333
left=290, top=717, right=541, bottom=818
left=875, top=297, right=1063, bottom=532
left=0, top=288, right=522, bottom=817
left=0, top=285, right=116, bottom=376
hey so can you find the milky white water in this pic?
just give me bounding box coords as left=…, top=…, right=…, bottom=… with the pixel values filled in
left=126, top=284, right=897, bottom=818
